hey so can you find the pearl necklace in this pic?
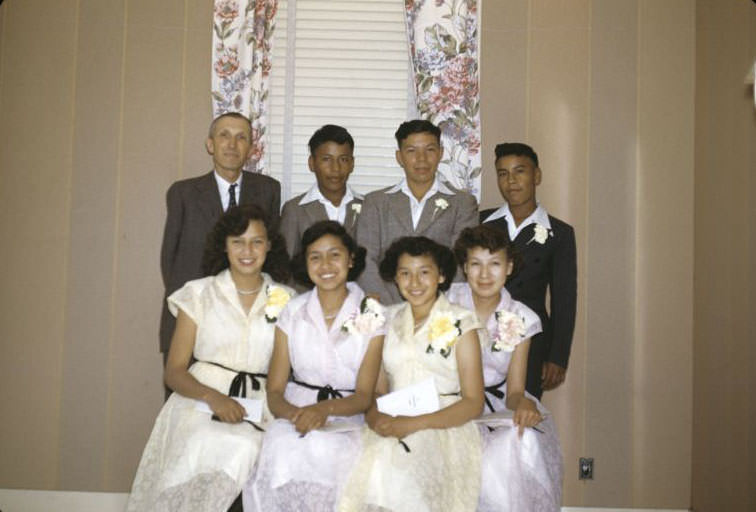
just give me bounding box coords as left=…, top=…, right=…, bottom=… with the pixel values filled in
left=236, top=285, right=263, bottom=296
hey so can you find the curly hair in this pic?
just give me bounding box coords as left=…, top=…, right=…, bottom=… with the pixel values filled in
left=453, top=225, right=522, bottom=275
left=201, top=204, right=291, bottom=282
left=378, top=236, right=456, bottom=292
left=291, top=220, right=367, bottom=288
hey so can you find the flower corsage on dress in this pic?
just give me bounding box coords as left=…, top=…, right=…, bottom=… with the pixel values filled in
left=491, top=310, right=527, bottom=352
left=264, top=285, right=291, bottom=323
left=426, top=311, right=463, bottom=358
left=342, top=297, right=386, bottom=336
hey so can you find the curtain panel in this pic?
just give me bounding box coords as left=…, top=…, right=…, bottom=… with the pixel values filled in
left=211, top=0, right=278, bottom=174
left=405, top=0, right=482, bottom=197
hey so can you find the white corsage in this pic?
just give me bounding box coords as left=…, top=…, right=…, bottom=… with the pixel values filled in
left=264, top=285, right=291, bottom=322
left=342, top=297, right=385, bottom=336
left=432, top=198, right=449, bottom=220
left=351, top=203, right=362, bottom=215
left=528, top=223, right=551, bottom=245
left=426, top=311, right=462, bottom=358
left=491, top=310, right=527, bottom=352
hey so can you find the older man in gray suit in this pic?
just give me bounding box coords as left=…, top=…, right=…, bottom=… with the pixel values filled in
left=279, top=124, right=363, bottom=259
left=356, top=120, right=478, bottom=303
left=159, top=112, right=280, bottom=365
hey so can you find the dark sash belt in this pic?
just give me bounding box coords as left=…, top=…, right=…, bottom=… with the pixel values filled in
left=200, top=360, right=267, bottom=432
left=484, top=377, right=507, bottom=413
left=291, top=379, right=354, bottom=402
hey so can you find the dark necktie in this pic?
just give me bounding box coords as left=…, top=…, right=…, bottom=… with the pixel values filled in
left=228, top=183, right=238, bottom=210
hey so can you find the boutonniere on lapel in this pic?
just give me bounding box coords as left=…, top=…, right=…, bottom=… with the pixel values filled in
left=491, top=310, right=527, bottom=352
left=350, top=203, right=362, bottom=227
left=426, top=311, right=462, bottom=358
left=432, top=198, right=449, bottom=220
left=264, top=285, right=291, bottom=323
left=527, top=223, right=552, bottom=245
left=342, top=297, right=385, bottom=335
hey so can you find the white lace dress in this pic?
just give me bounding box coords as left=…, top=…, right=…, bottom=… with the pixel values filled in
left=447, top=283, right=563, bottom=512
left=338, top=295, right=483, bottom=512
left=126, top=271, right=293, bottom=512
left=244, top=282, right=384, bottom=512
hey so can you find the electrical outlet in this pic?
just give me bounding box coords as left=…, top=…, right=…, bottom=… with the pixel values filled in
left=579, top=457, right=594, bottom=480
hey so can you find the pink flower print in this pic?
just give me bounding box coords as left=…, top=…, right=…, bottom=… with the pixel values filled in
left=215, top=0, right=239, bottom=21
left=214, top=48, right=240, bottom=78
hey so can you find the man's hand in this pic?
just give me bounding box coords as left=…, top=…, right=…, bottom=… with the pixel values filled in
left=541, top=362, right=566, bottom=391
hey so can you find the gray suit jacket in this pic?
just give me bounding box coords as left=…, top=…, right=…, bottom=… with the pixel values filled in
left=279, top=193, right=363, bottom=258
left=159, top=170, right=281, bottom=352
left=355, top=183, right=478, bottom=304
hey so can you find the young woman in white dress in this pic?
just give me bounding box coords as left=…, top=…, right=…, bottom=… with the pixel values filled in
left=126, top=205, right=294, bottom=512
left=447, top=225, right=563, bottom=511
left=244, top=220, right=385, bottom=511
left=338, top=236, right=485, bottom=512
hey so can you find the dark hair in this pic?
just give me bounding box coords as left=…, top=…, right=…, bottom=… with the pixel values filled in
left=394, top=119, right=441, bottom=147
left=453, top=225, right=522, bottom=275
left=308, top=124, right=355, bottom=155
left=379, top=236, right=456, bottom=292
left=202, top=204, right=290, bottom=282
left=208, top=112, right=252, bottom=139
left=291, top=220, right=367, bottom=288
left=494, top=142, right=539, bottom=168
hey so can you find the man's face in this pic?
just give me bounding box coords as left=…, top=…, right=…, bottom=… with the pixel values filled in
left=395, top=132, right=443, bottom=189
left=205, top=116, right=252, bottom=175
left=308, top=142, right=355, bottom=198
left=495, top=154, right=541, bottom=209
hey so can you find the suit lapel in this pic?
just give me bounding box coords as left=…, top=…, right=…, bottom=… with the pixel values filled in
left=387, top=192, right=413, bottom=233
left=196, top=172, right=223, bottom=222
left=303, top=201, right=328, bottom=224
left=415, top=192, right=447, bottom=234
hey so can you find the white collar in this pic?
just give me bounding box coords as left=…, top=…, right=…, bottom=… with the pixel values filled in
left=298, top=184, right=362, bottom=207
left=482, top=202, right=551, bottom=230
left=386, top=177, right=454, bottom=197
left=213, top=170, right=242, bottom=189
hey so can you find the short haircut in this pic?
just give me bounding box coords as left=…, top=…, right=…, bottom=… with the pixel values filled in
left=379, top=236, right=456, bottom=292
left=453, top=225, right=522, bottom=275
left=308, top=124, right=355, bottom=155
left=208, top=112, right=252, bottom=139
left=494, top=142, right=539, bottom=168
left=202, top=204, right=291, bottom=282
left=291, top=220, right=367, bottom=288
left=394, top=119, right=442, bottom=148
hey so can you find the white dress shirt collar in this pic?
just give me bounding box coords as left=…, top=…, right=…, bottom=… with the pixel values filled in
left=214, top=171, right=243, bottom=211
left=482, top=202, right=551, bottom=240
left=298, top=184, right=362, bottom=224
left=387, top=178, right=454, bottom=229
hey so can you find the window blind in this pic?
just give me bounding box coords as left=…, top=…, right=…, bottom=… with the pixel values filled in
left=268, top=0, right=410, bottom=201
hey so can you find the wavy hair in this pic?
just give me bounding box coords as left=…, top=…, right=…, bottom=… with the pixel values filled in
left=291, top=220, right=367, bottom=288
left=378, top=236, right=456, bottom=292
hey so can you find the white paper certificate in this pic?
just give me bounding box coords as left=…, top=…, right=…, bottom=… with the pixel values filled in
left=376, top=378, right=440, bottom=417
left=195, top=397, right=263, bottom=422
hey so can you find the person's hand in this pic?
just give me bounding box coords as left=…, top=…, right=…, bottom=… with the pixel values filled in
left=372, top=415, right=419, bottom=439
left=541, top=362, right=566, bottom=391
left=513, top=397, right=542, bottom=437
left=366, top=409, right=392, bottom=431
left=206, top=392, right=246, bottom=423
left=291, top=404, right=328, bottom=434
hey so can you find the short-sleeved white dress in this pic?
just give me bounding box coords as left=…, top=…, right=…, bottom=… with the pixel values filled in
left=244, top=282, right=384, bottom=512
left=447, top=282, right=563, bottom=512
left=337, top=294, right=483, bottom=512
left=126, top=270, right=293, bottom=512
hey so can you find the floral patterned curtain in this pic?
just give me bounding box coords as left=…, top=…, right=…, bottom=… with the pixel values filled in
left=211, top=0, right=278, bottom=173
left=405, top=0, right=481, bottom=197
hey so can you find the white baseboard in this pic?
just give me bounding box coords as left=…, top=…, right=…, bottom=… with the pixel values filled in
left=0, top=489, right=690, bottom=512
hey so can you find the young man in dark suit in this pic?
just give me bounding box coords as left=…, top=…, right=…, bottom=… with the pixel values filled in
left=481, top=143, right=577, bottom=399
left=159, top=113, right=281, bottom=368
left=279, top=124, right=363, bottom=259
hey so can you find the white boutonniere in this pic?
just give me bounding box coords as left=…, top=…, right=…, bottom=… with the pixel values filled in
left=425, top=311, right=462, bottom=358
left=342, top=297, right=385, bottom=336
left=351, top=203, right=362, bottom=215
left=491, top=310, right=527, bottom=352
left=527, top=223, right=551, bottom=245
left=264, top=285, right=291, bottom=322
left=432, top=197, right=449, bottom=220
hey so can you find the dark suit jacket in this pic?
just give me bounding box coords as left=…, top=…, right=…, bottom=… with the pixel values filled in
left=159, top=170, right=281, bottom=352
left=357, top=184, right=478, bottom=304
left=481, top=208, right=577, bottom=396
left=279, top=192, right=363, bottom=259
